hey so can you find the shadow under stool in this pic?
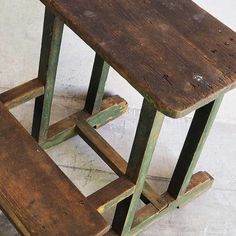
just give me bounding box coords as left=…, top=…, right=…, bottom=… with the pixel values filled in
left=0, top=0, right=235, bottom=235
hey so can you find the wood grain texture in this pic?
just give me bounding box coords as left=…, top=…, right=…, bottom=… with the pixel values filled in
left=0, top=102, right=109, bottom=235
left=0, top=79, right=44, bottom=109
left=88, top=177, right=135, bottom=214
left=40, top=0, right=236, bottom=117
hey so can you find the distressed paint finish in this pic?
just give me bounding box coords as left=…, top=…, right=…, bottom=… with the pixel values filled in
left=40, top=0, right=236, bottom=118
left=75, top=111, right=166, bottom=209
left=112, top=99, right=165, bottom=235
left=130, top=171, right=214, bottom=236
left=32, top=8, right=64, bottom=142
left=168, top=95, right=224, bottom=199
left=40, top=95, right=128, bottom=149
left=85, top=53, right=110, bottom=114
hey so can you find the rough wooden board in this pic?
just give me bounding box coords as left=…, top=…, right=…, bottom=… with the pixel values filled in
left=0, top=79, right=44, bottom=109
left=153, top=0, right=236, bottom=78
left=88, top=177, right=135, bottom=214
left=0, top=102, right=109, bottom=236
left=40, top=0, right=236, bottom=117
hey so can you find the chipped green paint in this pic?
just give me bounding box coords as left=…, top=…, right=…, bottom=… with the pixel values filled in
left=168, top=95, right=224, bottom=198
left=32, top=8, right=64, bottom=143
left=84, top=53, right=110, bottom=115
left=112, top=99, right=165, bottom=235
left=40, top=97, right=128, bottom=149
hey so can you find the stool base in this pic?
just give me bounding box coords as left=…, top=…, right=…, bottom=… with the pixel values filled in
left=40, top=95, right=127, bottom=149
left=130, top=171, right=213, bottom=235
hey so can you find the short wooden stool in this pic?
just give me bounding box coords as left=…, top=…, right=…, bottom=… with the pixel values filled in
left=1, top=0, right=235, bottom=235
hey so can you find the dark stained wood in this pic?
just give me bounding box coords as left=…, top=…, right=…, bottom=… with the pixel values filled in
left=152, top=1, right=236, bottom=79
left=0, top=102, right=109, bottom=235
left=40, top=0, right=236, bottom=117
left=0, top=79, right=44, bottom=109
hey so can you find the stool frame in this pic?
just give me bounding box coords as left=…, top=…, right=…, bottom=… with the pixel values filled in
left=0, top=7, right=225, bottom=236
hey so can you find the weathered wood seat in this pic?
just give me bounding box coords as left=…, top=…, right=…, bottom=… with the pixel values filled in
left=40, top=0, right=236, bottom=118
left=0, top=102, right=109, bottom=235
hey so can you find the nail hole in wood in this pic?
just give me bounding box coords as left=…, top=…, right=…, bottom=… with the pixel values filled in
left=211, top=49, right=217, bottom=53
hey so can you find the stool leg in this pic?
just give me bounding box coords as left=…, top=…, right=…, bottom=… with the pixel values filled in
left=84, top=53, right=110, bottom=115
left=32, top=8, right=64, bottom=142
left=112, top=99, right=165, bottom=235
left=168, top=95, right=224, bottom=199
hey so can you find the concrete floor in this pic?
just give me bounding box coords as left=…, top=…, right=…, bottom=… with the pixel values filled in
left=0, top=97, right=236, bottom=236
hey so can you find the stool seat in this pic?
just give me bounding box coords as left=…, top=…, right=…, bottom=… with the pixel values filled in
left=0, top=102, right=109, bottom=235
left=41, top=0, right=236, bottom=118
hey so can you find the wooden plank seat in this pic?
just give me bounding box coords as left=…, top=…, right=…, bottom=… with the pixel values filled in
left=40, top=0, right=236, bottom=118
left=0, top=102, right=109, bottom=235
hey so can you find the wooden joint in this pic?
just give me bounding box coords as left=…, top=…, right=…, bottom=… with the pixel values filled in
left=88, top=176, right=135, bottom=214
left=75, top=110, right=168, bottom=212
left=130, top=171, right=214, bottom=235
left=40, top=95, right=128, bottom=149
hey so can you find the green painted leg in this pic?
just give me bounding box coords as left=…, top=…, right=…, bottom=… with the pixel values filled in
left=168, top=95, right=224, bottom=199
left=112, top=99, right=165, bottom=235
left=84, top=53, right=110, bottom=115
left=32, top=8, right=64, bottom=142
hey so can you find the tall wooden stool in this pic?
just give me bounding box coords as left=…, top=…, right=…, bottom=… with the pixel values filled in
left=1, top=0, right=235, bottom=235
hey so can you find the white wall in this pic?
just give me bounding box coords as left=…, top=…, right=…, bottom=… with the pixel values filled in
left=0, top=0, right=235, bottom=123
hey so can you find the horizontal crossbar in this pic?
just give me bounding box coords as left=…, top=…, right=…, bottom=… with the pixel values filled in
left=130, top=171, right=213, bottom=236
left=0, top=79, right=44, bottom=109
left=40, top=95, right=128, bottom=149
left=88, top=176, right=135, bottom=214
left=75, top=115, right=167, bottom=211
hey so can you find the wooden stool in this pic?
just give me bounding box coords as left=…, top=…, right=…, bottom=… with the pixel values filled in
left=1, top=0, right=235, bottom=235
